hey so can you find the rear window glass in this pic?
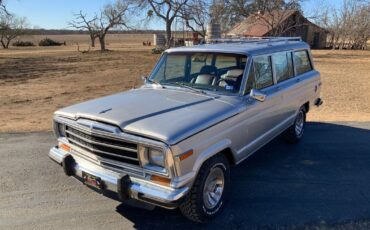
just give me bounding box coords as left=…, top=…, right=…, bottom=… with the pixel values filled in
left=215, top=55, right=237, bottom=69
left=190, top=53, right=213, bottom=74
left=294, top=50, right=312, bottom=75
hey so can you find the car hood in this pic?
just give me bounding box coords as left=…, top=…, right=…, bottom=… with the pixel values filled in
left=55, top=87, right=241, bottom=145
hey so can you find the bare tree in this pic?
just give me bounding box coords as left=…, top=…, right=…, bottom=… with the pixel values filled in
left=137, top=0, right=190, bottom=47
left=179, top=1, right=209, bottom=38
left=0, top=14, right=27, bottom=48
left=249, top=0, right=303, bottom=36
left=70, top=0, right=132, bottom=51
left=68, top=11, right=99, bottom=47
left=97, top=0, right=132, bottom=51
left=314, top=0, right=370, bottom=49
left=0, top=0, right=7, bottom=15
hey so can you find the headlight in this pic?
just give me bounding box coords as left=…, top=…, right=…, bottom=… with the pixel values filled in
left=148, top=148, right=165, bottom=167
left=138, top=145, right=167, bottom=174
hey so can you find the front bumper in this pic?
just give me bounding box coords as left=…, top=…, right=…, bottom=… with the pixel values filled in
left=49, top=146, right=189, bottom=209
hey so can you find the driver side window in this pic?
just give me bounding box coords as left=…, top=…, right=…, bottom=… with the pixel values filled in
left=244, top=55, right=274, bottom=94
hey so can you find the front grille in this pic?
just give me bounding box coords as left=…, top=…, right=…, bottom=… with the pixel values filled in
left=65, top=125, right=140, bottom=166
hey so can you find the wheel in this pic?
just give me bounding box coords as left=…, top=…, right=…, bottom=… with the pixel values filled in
left=179, top=154, right=230, bottom=223
left=284, top=106, right=306, bottom=143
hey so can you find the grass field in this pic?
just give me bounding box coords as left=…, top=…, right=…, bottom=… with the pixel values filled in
left=0, top=34, right=369, bottom=132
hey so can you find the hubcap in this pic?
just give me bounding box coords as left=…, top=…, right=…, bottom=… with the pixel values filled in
left=295, top=111, right=304, bottom=136
left=203, top=167, right=224, bottom=209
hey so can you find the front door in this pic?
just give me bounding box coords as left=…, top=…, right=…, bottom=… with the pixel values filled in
left=235, top=55, right=283, bottom=161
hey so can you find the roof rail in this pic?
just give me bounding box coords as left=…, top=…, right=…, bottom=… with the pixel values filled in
left=206, top=37, right=302, bottom=45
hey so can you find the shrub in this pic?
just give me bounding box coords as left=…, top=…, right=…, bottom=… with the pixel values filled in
left=12, top=41, right=35, bottom=47
left=151, top=47, right=165, bottom=54
left=38, top=38, right=64, bottom=46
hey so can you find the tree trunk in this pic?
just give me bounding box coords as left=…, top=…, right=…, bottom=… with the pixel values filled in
left=90, top=35, right=95, bottom=47
left=99, top=35, right=106, bottom=51
left=5, top=38, right=10, bottom=48
left=165, top=21, right=172, bottom=48
left=0, top=39, right=6, bottom=48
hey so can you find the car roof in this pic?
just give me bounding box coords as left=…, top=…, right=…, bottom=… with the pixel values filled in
left=166, top=38, right=310, bottom=56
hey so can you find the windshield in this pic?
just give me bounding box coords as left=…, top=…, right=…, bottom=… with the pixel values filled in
left=149, top=52, right=248, bottom=95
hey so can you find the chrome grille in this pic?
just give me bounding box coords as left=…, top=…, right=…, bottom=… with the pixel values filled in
left=65, top=125, right=140, bottom=166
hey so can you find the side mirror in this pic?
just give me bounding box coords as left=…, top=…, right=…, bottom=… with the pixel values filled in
left=249, top=89, right=266, bottom=102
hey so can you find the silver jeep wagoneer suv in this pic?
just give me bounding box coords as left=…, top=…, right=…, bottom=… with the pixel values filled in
left=49, top=37, right=323, bottom=222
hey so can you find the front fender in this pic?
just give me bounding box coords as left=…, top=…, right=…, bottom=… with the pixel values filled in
left=171, top=138, right=234, bottom=189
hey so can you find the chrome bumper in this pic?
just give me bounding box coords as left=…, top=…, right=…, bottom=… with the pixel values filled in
left=49, top=146, right=189, bottom=209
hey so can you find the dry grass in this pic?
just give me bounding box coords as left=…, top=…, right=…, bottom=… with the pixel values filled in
left=308, top=49, right=370, bottom=122
left=0, top=34, right=369, bottom=132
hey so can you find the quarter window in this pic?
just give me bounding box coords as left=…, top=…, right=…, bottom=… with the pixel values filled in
left=272, top=52, right=294, bottom=83
left=253, top=56, right=273, bottom=89
left=294, top=50, right=312, bottom=75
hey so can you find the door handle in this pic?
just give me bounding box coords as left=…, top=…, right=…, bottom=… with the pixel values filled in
left=296, top=78, right=301, bottom=82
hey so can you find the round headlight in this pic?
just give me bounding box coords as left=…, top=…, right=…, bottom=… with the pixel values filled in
left=148, top=148, right=165, bottom=167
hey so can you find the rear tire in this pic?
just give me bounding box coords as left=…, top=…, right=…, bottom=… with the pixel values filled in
left=179, top=154, right=230, bottom=223
left=284, top=106, right=306, bottom=144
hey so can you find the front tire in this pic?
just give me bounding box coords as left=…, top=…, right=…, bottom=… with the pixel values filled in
left=179, top=154, right=230, bottom=223
left=284, top=106, right=306, bottom=143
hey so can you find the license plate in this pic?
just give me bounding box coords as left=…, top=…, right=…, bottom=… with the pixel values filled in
left=82, top=171, right=103, bottom=190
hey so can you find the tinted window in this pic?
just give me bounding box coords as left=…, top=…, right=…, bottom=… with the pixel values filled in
left=272, top=52, right=294, bottom=83
left=215, top=55, right=237, bottom=69
left=294, top=50, right=312, bottom=75
left=253, top=56, right=273, bottom=89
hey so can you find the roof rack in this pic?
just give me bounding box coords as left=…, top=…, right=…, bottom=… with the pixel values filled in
left=206, top=37, right=302, bottom=45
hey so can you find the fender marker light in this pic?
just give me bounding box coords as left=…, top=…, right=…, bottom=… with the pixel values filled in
left=179, top=149, right=193, bottom=161
left=59, top=143, right=71, bottom=152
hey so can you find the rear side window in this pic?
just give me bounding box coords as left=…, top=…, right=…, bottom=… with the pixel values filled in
left=253, top=56, right=273, bottom=89
left=272, top=52, right=294, bottom=83
left=294, top=50, right=312, bottom=75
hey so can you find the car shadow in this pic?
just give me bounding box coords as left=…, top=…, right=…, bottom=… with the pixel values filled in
left=115, top=122, right=370, bottom=229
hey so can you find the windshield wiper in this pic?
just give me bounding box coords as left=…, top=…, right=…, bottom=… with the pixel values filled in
left=164, top=82, right=207, bottom=95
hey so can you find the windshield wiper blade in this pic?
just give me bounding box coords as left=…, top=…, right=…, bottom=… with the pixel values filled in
left=165, top=82, right=207, bottom=95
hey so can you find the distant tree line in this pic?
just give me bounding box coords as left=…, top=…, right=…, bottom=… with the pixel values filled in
left=314, top=0, right=370, bottom=50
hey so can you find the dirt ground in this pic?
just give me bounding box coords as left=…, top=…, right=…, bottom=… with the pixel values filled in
left=0, top=34, right=369, bottom=132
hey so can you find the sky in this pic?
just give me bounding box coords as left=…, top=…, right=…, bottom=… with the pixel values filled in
left=4, top=0, right=342, bottom=30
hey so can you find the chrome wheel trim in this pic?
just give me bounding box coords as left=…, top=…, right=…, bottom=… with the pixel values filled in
left=295, top=110, right=304, bottom=136
left=203, top=167, right=225, bottom=209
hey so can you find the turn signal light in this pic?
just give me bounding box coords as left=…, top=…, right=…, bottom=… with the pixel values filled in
left=59, top=143, right=71, bottom=152
left=150, top=175, right=171, bottom=186
left=179, top=149, right=193, bottom=161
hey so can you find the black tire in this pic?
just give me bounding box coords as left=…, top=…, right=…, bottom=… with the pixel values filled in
left=179, top=154, right=230, bottom=223
left=284, top=106, right=306, bottom=144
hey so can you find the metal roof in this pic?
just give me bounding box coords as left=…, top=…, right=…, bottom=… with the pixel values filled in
left=166, top=37, right=310, bottom=56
